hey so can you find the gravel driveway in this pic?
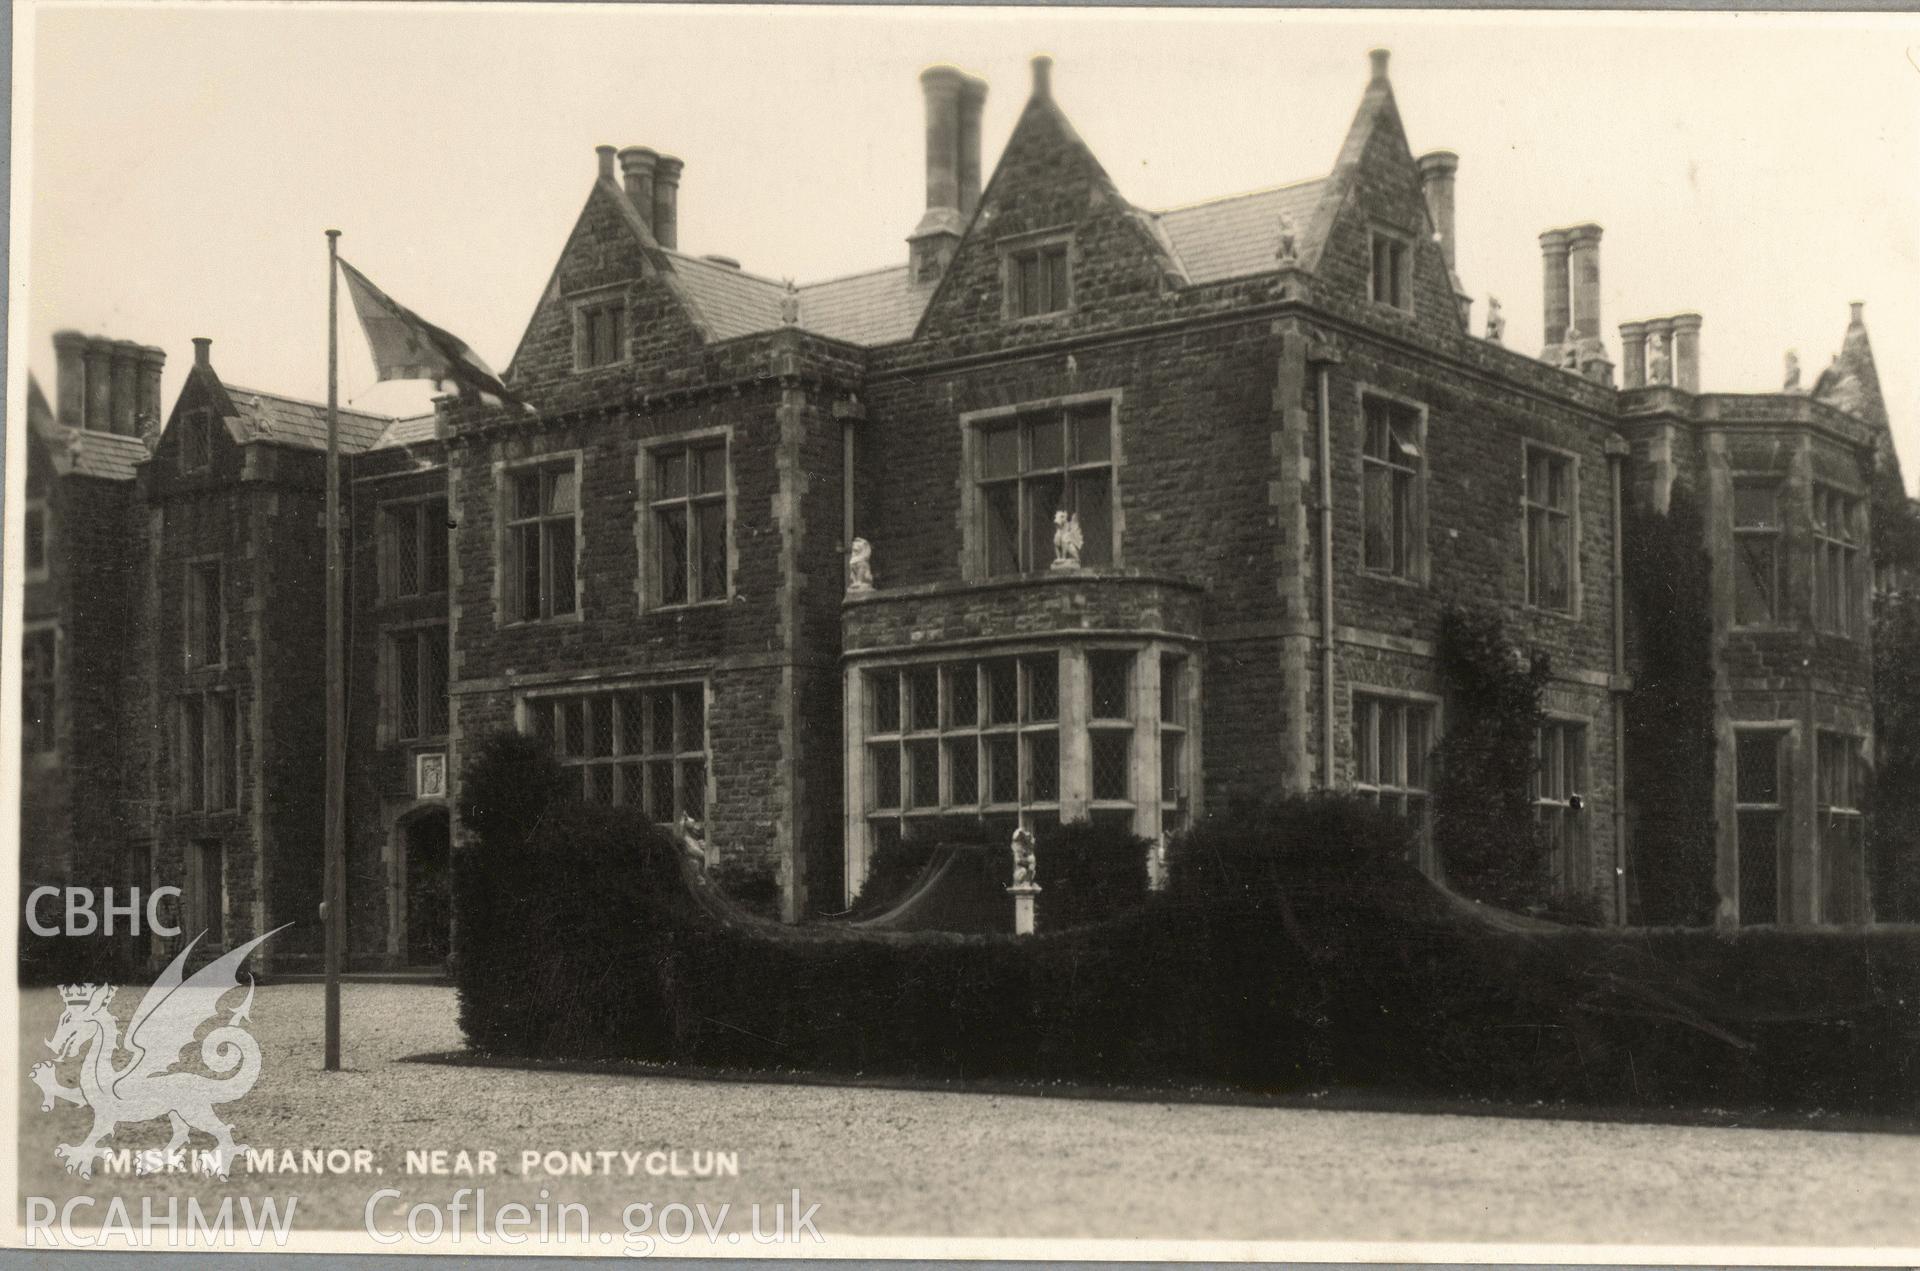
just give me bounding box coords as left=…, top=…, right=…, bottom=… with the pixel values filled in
left=16, top=983, right=1919, bottom=1251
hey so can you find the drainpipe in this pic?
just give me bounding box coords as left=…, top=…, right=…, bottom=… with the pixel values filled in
left=1608, top=439, right=1629, bottom=923
left=1318, top=365, right=1335, bottom=787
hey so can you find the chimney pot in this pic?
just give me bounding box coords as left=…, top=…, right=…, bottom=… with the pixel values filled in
left=1030, top=55, right=1053, bottom=99
left=82, top=341, right=112, bottom=432
left=1566, top=223, right=1604, bottom=344
left=652, top=154, right=683, bottom=251
left=52, top=330, right=86, bottom=428
left=957, top=75, right=988, bottom=215
left=1538, top=229, right=1572, bottom=352
left=1369, top=48, right=1390, bottom=81
left=109, top=339, right=141, bottom=436
left=1850, top=300, right=1866, bottom=326
left=596, top=144, right=617, bottom=182
left=1618, top=320, right=1649, bottom=389
left=1670, top=312, right=1702, bottom=393
left=193, top=337, right=212, bottom=368
left=619, top=146, right=659, bottom=234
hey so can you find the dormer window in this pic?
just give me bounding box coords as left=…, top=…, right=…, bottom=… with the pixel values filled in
left=1369, top=228, right=1412, bottom=311
left=180, top=409, right=212, bottom=472
left=1004, top=236, right=1072, bottom=319
left=575, top=299, right=627, bottom=371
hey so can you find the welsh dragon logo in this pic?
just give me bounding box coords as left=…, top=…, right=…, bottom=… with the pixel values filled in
left=30, top=926, right=284, bottom=1181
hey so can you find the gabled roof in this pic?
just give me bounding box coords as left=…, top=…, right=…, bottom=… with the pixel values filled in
left=371, top=412, right=439, bottom=451
left=1151, top=179, right=1327, bottom=284
left=218, top=384, right=396, bottom=455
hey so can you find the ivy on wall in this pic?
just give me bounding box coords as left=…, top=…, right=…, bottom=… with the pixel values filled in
left=1871, top=585, right=1920, bottom=923
left=1432, top=605, right=1551, bottom=911
left=1621, top=486, right=1719, bottom=927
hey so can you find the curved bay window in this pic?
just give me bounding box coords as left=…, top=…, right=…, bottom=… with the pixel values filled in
left=849, top=641, right=1196, bottom=901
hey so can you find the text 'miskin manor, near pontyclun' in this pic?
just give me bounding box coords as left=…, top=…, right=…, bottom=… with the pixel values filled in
left=22, top=48, right=1910, bottom=970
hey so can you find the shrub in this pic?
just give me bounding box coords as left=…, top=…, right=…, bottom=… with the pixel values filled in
left=708, top=855, right=782, bottom=920
left=455, top=730, right=569, bottom=850
left=1034, top=819, right=1152, bottom=928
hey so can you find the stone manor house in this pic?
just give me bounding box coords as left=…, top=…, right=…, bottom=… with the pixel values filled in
left=22, top=50, right=1909, bottom=968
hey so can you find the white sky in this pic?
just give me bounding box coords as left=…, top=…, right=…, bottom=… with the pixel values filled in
left=19, top=5, right=1920, bottom=485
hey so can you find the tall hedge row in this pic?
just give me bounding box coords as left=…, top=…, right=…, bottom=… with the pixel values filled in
left=452, top=733, right=1920, bottom=1117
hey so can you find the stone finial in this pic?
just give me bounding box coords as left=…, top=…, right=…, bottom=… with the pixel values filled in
left=1050, top=509, right=1083, bottom=570
left=1647, top=332, right=1671, bottom=385
left=1783, top=349, right=1802, bottom=392
left=1275, top=213, right=1299, bottom=266
left=781, top=279, right=800, bottom=326
left=847, top=538, right=874, bottom=593
left=1484, top=296, right=1505, bottom=345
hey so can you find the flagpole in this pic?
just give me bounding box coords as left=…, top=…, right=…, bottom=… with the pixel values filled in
left=324, top=229, right=344, bottom=1072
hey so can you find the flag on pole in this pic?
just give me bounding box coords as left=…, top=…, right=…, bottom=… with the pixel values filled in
left=338, top=258, right=532, bottom=412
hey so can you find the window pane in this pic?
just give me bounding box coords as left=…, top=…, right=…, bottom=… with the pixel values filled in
left=397, top=632, right=421, bottom=738
left=1377, top=702, right=1399, bottom=786
left=947, top=665, right=978, bottom=727
left=1393, top=469, right=1416, bottom=575
left=1734, top=484, right=1777, bottom=528
left=869, top=671, right=900, bottom=733
left=907, top=667, right=939, bottom=731
left=981, top=426, right=1020, bottom=479
left=1042, top=247, right=1069, bottom=311
left=985, top=733, right=1018, bottom=802
left=517, top=524, right=542, bottom=621
left=869, top=744, right=901, bottom=809
left=656, top=451, right=687, bottom=500
left=658, top=507, right=689, bottom=605
left=697, top=502, right=728, bottom=599
left=587, top=764, right=615, bottom=804
left=1737, top=811, right=1779, bottom=925
left=1364, top=465, right=1393, bottom=572
left=424, top=500, right=449, bottom=592
left=1354, top=699, right=1377, bottom=784
left=679, top=758, right=707, bottom=821
left=545, top=468, right=576, bottom=516
left=1028, top=416, right=1064, bottom=469
left=1024, top=474, right=1064, bottom=570
left=650, top=691, right=677, bottom=753
left=589, top=696, right=613, bottom=757
left=985, top=661, right=1018, bottom=725
left=619, top=693, right=646, bottom=754
left=1090, top=651, right=1130, bottom=719
left=1735, top=537, right=1777, bottom=625
left=1160, top=656, right=1188, bottom=726
left=948, top=737, right=978, bottom=805
left=648, top=760, right=676, bottom=822
left=1071, top=407, right=1111, bottom=463
left=1027, top=730, right=1060, bottom=802
left=1092, top=730, right=1131, bottom=801
left=906, top=739, right=939, bottom=809
left=984, top=484, right=1020, bottom=577
left=1406, top=709, right=1431, bottom=789
left=1024, top=655, right=1058, bottom=722
left=677, top=687, right=704, bottom=751
left=1072, top=475, right=1113, bottom=567
left=561, top=700, right=585, bottom=758
left=391, top=505, right=421, bottom=594
left=1735, top=731, right=1781, bottom=805
left=696, top=446, right=727, bottom=495
left=514, top=473, right=541, bottom=519
left=1160, top=733, right=1186, bottom=804
left=547, top=520, right=576, bottom=616
left=425, top=634, right=450, bottom=735
left=1543, top=513, right=1571, bottom=610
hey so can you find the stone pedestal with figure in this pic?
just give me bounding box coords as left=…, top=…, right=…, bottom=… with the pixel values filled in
left=1007, top=827, right=1040, bottom=935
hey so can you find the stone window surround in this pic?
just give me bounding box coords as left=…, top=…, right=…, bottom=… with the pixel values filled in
left=513, top=675, right=713, bottom=823
left=1367, top=222, right=1414, bottom=313
left=377, top=492, right=451, bottom=602
left=634, top=424, right=736, bottom=614
left=380, top=617, right=450, bottom=746
left=998, top=225, right=1076, bottom=323
left=1729, top=474, right=1785, bottom=631
left=182, top=554, right=226, bottom=672
left=842, top=634, right=1199, bottom=907
left=1346, top=683, right=1442, bottom=876
left=25, top=495, right=49, bottom=583
left=1353, top=385, right=1429, bottom=586
left=957, top=390, right=1125, bottom=584
left=1731, top=722, right=1794, bottom=927
left=1520, top=438, right=1583, bottom=619
left=492, top=449, right=586, bottom=628
left=569, top=283, right=632, bottom=373
left=22, top=618, right=59, bottom=763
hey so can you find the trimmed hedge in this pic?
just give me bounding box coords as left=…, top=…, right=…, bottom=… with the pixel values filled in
left=452, top=735, right=1920, bottom=1116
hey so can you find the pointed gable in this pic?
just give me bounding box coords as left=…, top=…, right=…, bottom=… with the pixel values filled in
left=1299, top=50, right=1464, bottom=335
left=505, top=164, right=710, bottom=391
left=1814, top=302, right=1908, bottom=524
left=912, top=58, right=1183, bottom=342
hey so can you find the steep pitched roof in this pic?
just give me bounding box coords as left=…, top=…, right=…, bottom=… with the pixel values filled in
left=371, top=412, right=439, bottom=451
left=26, top=371, right=153, bottom=481
left=1151, top=180, right=1327, bottom=284
left=798, top=265, right=926, bottom=345
left=219, top=384, right=395, bottom=455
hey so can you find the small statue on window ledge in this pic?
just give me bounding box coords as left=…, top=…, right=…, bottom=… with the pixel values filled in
left=1051, top=510, right=1083, bottom=571
left=1783, top=349, right=1802, bottom=392
left=847, top=537, right=874, bottom=593
left=1010, top=827, right=1037, bottom=887
left=1647, top=333, right=1671, bottom=386
left=1275, top=213, right=1299, bottom=267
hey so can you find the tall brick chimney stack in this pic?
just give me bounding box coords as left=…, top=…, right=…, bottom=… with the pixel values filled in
left=52, top=331, right=85, bottom=428
left=909, top=63, right=986, bottom=284
left=618, top=147, right=659, bottom=235
left=652, top=155, right=683, bottom=251
left=193, top=337, right=212, bottom=368
left=596, top=144, right=617, bottom=184
left=1539, top=229, right=1571, bottom=358
left=109, top=340, right=141, bottom=435
left=136, top=344, right=166, bottom=440
left=1417, top=151, right=1458, bottom=274
left=1670, top=312, right=1702, bottom=392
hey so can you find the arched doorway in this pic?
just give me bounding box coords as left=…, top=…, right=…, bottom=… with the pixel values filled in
left=400, top=807, right=452, bottom=967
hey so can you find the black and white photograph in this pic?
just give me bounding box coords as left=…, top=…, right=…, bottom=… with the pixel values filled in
left=6, top=3, right=1920, bottom=1257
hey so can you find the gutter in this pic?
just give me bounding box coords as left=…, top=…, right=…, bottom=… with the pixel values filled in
left=1607, top=438, right=1629, bottom=923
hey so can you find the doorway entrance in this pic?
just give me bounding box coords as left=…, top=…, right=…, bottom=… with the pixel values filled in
left=402, top=808, right=452, bottom=967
